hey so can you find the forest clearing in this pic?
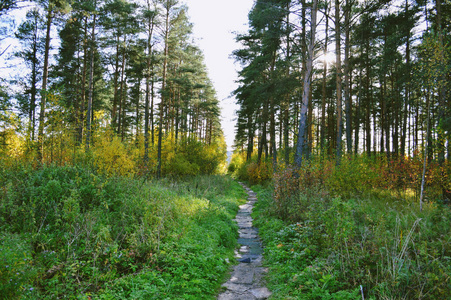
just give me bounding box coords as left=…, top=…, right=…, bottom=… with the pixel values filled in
left=1, top=0, right=450, bottom=299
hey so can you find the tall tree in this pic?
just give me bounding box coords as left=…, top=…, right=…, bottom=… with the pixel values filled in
left=435, top=0, right=447, bottom=165
left=37, top=0, right=71, bottom=162
left=143, top=0, right=157, bottom=162
left=344, top=0, right=352, bottom=153
left=157, top=0, right=178, bottom=178
left=294, top=0, right=318, bottom=167
left=335, top=0, right=343, bottom=164
left=15, top=8, right=43, bottom=143
left=86, top=0, right=97, bottom=151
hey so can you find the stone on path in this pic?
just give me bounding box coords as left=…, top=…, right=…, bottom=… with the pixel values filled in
left=250, top=287, right=272, bottom=299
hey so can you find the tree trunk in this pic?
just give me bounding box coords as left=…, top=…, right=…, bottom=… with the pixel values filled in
left=365, top=58, right=371, bottom=156
left=30, top=11, right=39, bottom=143
left=420, top=88, right=432, bottom=212
left=247, top=113, right=254, bottom=160
left=344, top=0, right=352, bottom=154
left=401, top=0, right=410, bottom=157
left=270, top=95, right=277, bottom=170
left=118, top=38, right=127, bottom=136
left=112, top=38, right=120, bottom=130
left=151, top=71, right=155, bottom=145
left=79, top=16, right=88, bottom=145
left=294, top=0, right=318, bottom=167
left=144, top=4, right=155, bottom=162
left=86, top=12, right=96, bottom=151
left=335, top=0, right=343, bottom=165
left=321, top=1, right=329, bottom=156
left=258, top=101, right=268, bottom=164
left=307, top=79, right=313, bottom=159
left=436, top=0, right=446, bottom=165
left=157, top=1, right=171, bottom=178
left=354, top=68, right=362, bottom=154
left=37, top=8, right=53, bottom=163
left=284, top=1, right=291, bottom=164
left=384, top=72, right=390, bottom=161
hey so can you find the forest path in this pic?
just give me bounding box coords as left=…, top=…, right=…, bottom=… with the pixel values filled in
left=217, top=183, right=272, bottom=300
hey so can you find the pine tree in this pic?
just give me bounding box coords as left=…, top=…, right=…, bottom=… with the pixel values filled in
left=37, top=0, right=71, bottom=162
left=15, top=8, right=44, bottom=143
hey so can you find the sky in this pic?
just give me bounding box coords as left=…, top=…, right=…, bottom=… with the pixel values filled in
left=183, top=0, right=254, bottom=151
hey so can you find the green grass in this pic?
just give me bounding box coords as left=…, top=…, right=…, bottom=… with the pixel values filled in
left=0, top=164, right=246, bottom=299
left=251, top=183, right=451, bottom=300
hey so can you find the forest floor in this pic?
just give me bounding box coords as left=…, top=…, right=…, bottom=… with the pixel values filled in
left=218, top=183, right=272, bottom=300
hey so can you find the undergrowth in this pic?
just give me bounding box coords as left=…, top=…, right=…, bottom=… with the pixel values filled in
left=0, top=163, right=246, bottom=299
left=250, top=158, right=451, bottom=299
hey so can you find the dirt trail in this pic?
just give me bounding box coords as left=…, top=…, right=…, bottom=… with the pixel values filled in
left=217, top=183, right=271, bottom=300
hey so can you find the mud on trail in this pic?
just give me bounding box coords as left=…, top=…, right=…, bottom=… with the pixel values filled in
left=217, top=183, right=271, bottom=300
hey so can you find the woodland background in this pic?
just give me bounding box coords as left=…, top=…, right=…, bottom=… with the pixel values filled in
left=0, top=0, right=450, bottom=299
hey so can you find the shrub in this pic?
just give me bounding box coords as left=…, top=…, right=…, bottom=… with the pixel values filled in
left=164, top=154, right=200, bottom=176
left=247, top=160, right=273, bottom=185
left=227, top=152, right=245, bottom=175
left=92, top=134, right=137, bottom=177
left=273, top=167, right=300, bottom=221
left=161, top=139, right=226, bottom=177
left=324, top=155, right=379, bottom=198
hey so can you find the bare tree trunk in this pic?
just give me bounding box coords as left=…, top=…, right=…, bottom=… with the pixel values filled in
left=144, top=3, right=155, bottom=162
left=401, top=0, right=410, bottom=157
left=86, top=12, right=96, bottom=151
left=258, top=101, right=268, bottom=164
left=151, top=72, right=155, bottom=145
left=157, top=0, right=171, bottom=178
left=335, top=0, right=343, bottom=165
left=321, top=1, right=329, bottom=156
left=270, top=97, right=277, bottom=170
left=295, top=0, right=318, bottom=167
left=284, top=1, right=291, bottom=164
left=307, top=79, right=313, bottom=159
left=112, top=38, right=120, bottom=130
left=269, top=51, right=277, bottom=169
left=247, top=113, right=254, bottom=160
left=30, top=10, right=39, bottom=143
left=436, top=0, right=446, bottom=165
left=420, top=89, right=432, bottom=212
left=79, top=16, right=88, bottom=145
left=354, top=68, right=362, bottom=154
left=118, top=38, right=126, bottom=136
left=344, top=0, right=352, bottom=154
left=37, top=8, right=53, bottom=163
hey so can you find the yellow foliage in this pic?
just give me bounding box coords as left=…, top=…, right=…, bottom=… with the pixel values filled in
left=92, top=133, right=137, bottom=177
left=0, top=128, right=25, bottom=158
